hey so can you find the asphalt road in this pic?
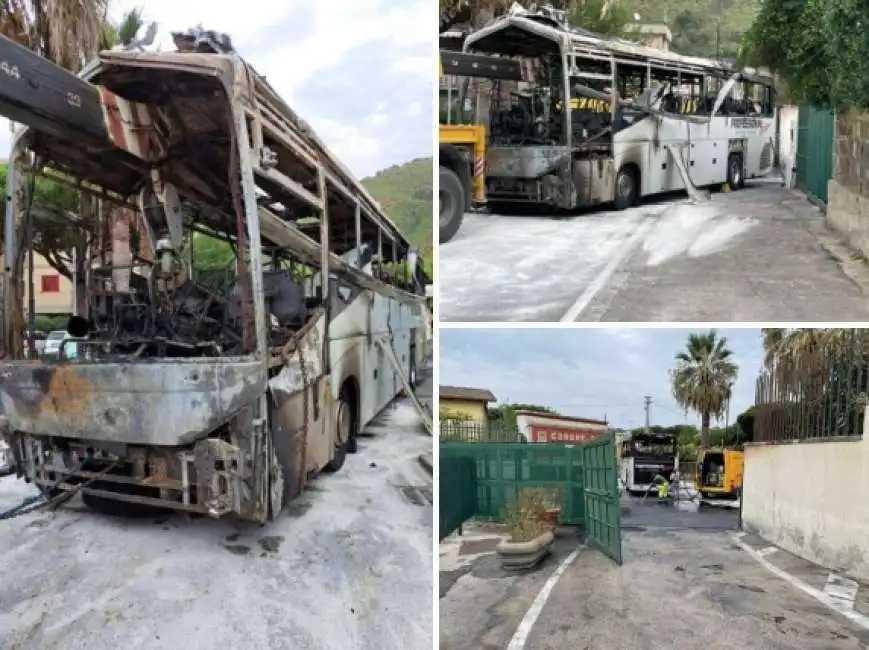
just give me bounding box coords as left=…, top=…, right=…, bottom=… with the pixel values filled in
left=439, top=182, right=869, bottom=322
left=0, top=400, right=433, bottom=650
left=440, top=503, right=869, bottom=649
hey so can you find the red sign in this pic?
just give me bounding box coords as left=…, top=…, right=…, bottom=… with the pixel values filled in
left=530, top=426, right=604, bottom=444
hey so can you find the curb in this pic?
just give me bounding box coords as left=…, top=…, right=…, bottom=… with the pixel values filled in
left=418, top=453, right=433, bottom=475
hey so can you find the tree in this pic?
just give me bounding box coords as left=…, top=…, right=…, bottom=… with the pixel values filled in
left=0, top=7, right=152, bottom=332
left=671, top=330, right=739, bottom=449
left=488, top=402, right=556, bottom=429
left=740, top=0, right=869, bottom=109
left=568, top=0, right=632, bottom=37
left=0, top=0, right=108, bottom=70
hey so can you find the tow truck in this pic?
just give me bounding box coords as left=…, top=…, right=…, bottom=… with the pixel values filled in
left=439, top=50, right=522, bottom=243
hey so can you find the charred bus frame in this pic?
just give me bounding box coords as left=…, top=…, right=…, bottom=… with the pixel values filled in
left=0, top=33, right=427, bottom=522
left=462, top=12, right=776, bottom=211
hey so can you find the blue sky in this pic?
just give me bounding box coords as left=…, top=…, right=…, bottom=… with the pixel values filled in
left=439, top=328, right=764, bottom=430
left=0, top=0, right=433, bottom=178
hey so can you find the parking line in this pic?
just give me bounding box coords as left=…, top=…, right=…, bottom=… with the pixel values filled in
left=733, top=534, right=869, bottom=630
left=506, top=546, right=583, bottom=650
left=559, top=217, right=655, bottom=322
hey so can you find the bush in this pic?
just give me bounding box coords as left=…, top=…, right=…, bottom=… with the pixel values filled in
left=501, top=488, right=552, bottom=543
left=741, top=0, right=869, bottom=109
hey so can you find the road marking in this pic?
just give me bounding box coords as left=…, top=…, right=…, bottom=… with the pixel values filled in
left=733, top=534, right=869, bottom=630
left=506, top=546, right=583, bottom=650
left=560, top=217, right=656, bottom=322
left=825, top=573, right=859, bottom=607
left=758, top=546, right=778, bottom=557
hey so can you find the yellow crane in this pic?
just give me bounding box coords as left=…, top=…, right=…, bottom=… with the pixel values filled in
left=439, top=50, right=522, bottom=243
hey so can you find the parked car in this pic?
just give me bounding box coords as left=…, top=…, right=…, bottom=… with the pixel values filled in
left=22, top=330, right=47, bottom=357
left=42, top=330, right=68, bottom=359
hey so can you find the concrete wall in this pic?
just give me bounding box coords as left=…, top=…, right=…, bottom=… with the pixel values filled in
left=742, top=424, right=869, bottom=581
left=827, top=109, right=869, bottom=259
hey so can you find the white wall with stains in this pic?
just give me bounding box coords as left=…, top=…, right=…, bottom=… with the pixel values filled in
left=742, top=415, right=869, bottom=582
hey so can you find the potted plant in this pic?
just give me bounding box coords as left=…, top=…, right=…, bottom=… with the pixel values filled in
left=496, top=488, right=555, bottom=570
left=540, top=487, right=564, bottom=529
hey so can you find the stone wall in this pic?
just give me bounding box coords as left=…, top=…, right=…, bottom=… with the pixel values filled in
left=827, top=109, right=869, bottom=258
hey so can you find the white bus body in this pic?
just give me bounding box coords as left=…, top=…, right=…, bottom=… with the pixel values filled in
left=463, top=12, right=777, bottom=211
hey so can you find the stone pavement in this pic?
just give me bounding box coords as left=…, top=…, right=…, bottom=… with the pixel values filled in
left=440, top=508, right=869, bottom=649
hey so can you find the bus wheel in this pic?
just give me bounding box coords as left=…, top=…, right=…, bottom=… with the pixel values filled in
left=324, top=395, right=352, bottom=473
left=727, top=153, right=745, bottom=190
left=439, top=166, right=465, bottom=244
left=614, top=166, right=638, bottom=210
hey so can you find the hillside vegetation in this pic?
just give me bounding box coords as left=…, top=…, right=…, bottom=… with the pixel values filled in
left=362, top=157, right=433, bottom=273
left=627, top=0, right=760, bottom=59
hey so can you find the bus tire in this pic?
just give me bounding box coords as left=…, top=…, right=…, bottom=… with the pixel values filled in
left=324, top=394, right=352, bottom=473
left=439, top=166, right=465, bottom=244
left=727, top=153, right=745, bottom=190
left=614, top=166, right=638, bottom=210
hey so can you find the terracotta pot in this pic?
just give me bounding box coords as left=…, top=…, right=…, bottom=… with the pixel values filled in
left=543, top=508, right=561, bottom=528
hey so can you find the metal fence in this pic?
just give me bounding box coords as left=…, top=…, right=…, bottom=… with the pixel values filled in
left=440, top=442, right=586, bottom=525
left=439, top=420, right=524, bottom=442
left=796, top=104, right=834, bottom=204
left=439, top=454, right=476, bottom=540
left=755, top=333, right=868, bottom=442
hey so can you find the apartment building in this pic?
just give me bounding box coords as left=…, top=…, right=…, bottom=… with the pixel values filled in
left=0, top=253, right=73, bottom=316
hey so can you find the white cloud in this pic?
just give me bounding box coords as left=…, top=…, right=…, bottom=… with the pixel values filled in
left=253, top=0, right=432, bottom=105
left=391, top=55, right=432, bottom=77
left=0, top=0, right=433, bottom=178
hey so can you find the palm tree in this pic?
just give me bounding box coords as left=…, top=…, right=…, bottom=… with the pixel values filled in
left=101, top=7, right=147, bottom=49
left=671, top=330, right=739, bottom=449
left=0, top=0, right=108, bottom=69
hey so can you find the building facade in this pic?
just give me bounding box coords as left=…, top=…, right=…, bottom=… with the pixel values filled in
left=515, top=411, right=608, bottom=444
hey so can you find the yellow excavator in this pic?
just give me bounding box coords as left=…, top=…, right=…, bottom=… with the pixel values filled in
left=439, top=51, right=522, bottom=243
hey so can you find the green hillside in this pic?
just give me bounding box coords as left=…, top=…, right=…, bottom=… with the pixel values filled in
left=627, top=0, right=760, bottom=59
left=362, top=157, right=432, bottom=249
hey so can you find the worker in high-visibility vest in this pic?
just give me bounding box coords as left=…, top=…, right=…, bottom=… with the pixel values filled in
left=655, top=463, right=674, bottom=500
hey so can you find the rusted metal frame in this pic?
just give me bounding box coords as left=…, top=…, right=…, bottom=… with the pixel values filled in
left=249, top=94, right=399, bottom=245
left=256, top=167, right=324, bottom=212
left=250, top=99, right=319, bottom=163
left=22, top=166, right=138, bottom=208
left=245, top=107, right=324, bottom=211
left=232, top=108, right=268, bottom=365
left=32, top=479, right=206, bottom=513
left=232, top=105, right=271, bottom=515
left=41, top=464, right=185, bottom=490
left=355, top=201, right=362, bottom=266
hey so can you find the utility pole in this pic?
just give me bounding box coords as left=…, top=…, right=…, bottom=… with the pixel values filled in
left=644, top=395, right=652, bottom=432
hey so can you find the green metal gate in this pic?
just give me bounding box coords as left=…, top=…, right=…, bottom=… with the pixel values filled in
left=440, top=454, right=477, bottom=540
left=796, top=104, right=834, bottom=204
left=439, top=442, right=586, bottom=524
left=580, top=433, right=623, bottom=564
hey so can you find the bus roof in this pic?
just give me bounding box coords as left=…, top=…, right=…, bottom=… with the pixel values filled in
left=464, top=14, right=774, bottom=86
left=15, top=47, right=415, bottom=262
